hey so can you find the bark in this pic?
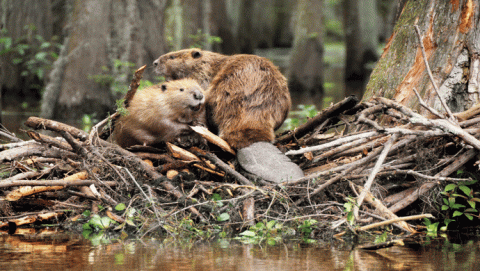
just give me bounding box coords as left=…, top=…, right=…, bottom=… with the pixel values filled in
left=343, top=0, right=379, bottom=99
left=288, top=0, right=324, bottom=106
left=364, top=0, right=480, bottom=115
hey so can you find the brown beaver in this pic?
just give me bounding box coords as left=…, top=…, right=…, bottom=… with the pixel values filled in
left=153, top=49, right=291, bottom=150
left=113, top=78, right=206, bottom=148
left=153, top=49, right=304, bottom=183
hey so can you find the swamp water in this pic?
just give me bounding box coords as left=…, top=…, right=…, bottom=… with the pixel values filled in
left=1, top=231, right=480, bottom=270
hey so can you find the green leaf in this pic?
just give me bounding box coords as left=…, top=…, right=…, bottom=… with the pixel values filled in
left=453, top=211, right=464, bottom=217
left=212, top=193, right=222, bottom=201
left=35, top=51, right=48, bottom=60
left=115, top=203, right=126, bottom=211
left=442, top=198, right=449, bottom=205
left=267, top=238, right=276, bottom=246
left=452, top=204, right=466, bottom=209
left=444, top=184, right=457, bottom=192
left=217, top=213, right=230, bottom=222
left=12, top=58, right=23, bottom=64
left=452, top=194, right=466, bottom=199
left=465, top=213, right=474, bottom=220
left=40, top=42, right=51, bottom=49
left=459, top=185, right=471, bottom=196
left=467, top=200, right=476, bottom=209
left=266, top=220, right=276, bottom=230
left=239, top=230, right=256, bottom=237
left=100, top=216, right=113, bottom=228
left=464, top=208, right=477, bottom=213
left=441, top=205, right=449, bottom=211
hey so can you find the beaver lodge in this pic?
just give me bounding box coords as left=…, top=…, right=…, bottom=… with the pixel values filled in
left=1, top=65, right=480, bottom=243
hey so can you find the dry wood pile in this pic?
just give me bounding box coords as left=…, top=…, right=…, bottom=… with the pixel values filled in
left=1, top=65, right=480, bottom=237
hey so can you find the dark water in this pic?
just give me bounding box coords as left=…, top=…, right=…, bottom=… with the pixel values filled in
left=1, top=230, right=480, bottom=271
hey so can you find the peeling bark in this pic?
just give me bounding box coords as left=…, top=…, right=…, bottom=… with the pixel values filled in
left=364, top=0, right=480, bottom=115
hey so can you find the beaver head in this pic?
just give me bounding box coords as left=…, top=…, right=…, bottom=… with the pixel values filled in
left=153, top=49, right=226, bottom=89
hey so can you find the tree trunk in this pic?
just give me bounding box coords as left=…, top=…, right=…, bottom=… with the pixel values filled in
left=41, top=0, right=167, bottom=121
left=0, top=0, right=59, bottom=98
left=364, top=0, right=480, bottom=115
left=288, top=0, right=324, bottom=108
left=343, top=0, right=379, bottom=100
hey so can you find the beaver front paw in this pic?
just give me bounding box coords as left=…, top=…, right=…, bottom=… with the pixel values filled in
left=174, top=132, right=207, bottom=148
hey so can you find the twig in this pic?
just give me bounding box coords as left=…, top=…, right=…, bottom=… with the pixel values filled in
left=0, top=179, right=114, bottom=188
left=334, top=213, right=433, bottom=238
left=412, top=87, right=444, bottom=119
left=414, top=25, right=454, bottom=120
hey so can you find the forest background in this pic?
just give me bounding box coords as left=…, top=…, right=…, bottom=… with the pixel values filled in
left=0, top=0, right=404, bottom=134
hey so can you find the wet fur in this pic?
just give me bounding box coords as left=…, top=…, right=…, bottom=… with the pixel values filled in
left=113, top=78, right=206, bottom=148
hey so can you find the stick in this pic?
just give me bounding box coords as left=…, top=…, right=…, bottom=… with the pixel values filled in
left=414, top=25, right=454, bottom=119
left=389, top=148, right=477, bottom=213
left=353, top=134, right=398, bottom=219
left=413, top=87, right=444, bottom=119
left=334, top=214, right=433, bottom=238
left=276, top=95, right=358, bottom=144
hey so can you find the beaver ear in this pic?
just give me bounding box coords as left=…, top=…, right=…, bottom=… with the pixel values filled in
left=192, top=50, right=201, bottom=59
left=161, top=84, right=167, bottom=91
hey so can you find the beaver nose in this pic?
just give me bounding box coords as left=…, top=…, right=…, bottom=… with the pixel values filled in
left=153, top=59, right=159, bottom=67
left=193, top=91, right=204, bottom=100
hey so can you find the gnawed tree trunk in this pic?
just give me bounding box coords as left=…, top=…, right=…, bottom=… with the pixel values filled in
left=288, top=0, right=324, bottom=108
left=41, top=0, right=167, bottom=121
left=364, top=0, right=479, bottom=116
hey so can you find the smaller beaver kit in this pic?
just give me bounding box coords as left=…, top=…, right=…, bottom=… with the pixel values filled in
left=113, top=78, right=207, bottom=148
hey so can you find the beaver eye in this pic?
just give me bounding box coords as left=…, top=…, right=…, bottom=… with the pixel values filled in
left=179, top=88, right=184, bottom=92
left=169, top=55, right=175, bottom=60
left=161, top=85, right=167, bottom=91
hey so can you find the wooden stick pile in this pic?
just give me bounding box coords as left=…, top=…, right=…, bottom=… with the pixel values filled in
left=1, top=59, right=480, bottom=236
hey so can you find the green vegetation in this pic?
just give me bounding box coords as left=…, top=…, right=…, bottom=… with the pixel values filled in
left=235, top=220, right=284, bottom=246
left=422, top=173, right=480, bottom=234
left=283, top=104, right=319, bottom=130
left=188, top=29, right=222, bottom=49
left=440, top=178, right=479, bottom=224
left=0, top=24, right=62, bottom=90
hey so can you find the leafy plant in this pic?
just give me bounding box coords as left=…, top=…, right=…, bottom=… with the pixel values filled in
left=298, top=219, right=318, bottom=244
left=344, top=197, right=356, bottom=225
left=374, top=231, right=389, bottom=243
left=441, top=180, right=479, bottom=222
left=235, top=220, right=283, bottom=246
left=423, top=218, right=439, bottom=236
left=0, top=25, right=62, bottom=90
left=83, top=214, right=117, bottom=232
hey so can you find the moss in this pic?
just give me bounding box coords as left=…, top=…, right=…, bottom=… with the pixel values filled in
left=364, top=0, right=431, bottom=101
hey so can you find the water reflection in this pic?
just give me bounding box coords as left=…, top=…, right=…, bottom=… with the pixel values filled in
left=1, top=230, right=480, bottom=271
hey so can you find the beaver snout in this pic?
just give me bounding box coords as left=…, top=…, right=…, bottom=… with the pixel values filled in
left=189, top=89, right=205, bottom=111
left=193, top=91, right=204, bottom=101
left=153, top=59, right=159, bottom=67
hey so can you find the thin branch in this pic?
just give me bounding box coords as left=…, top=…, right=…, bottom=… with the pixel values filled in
left=353, top=134, right=398, bottom=219
left=414, top=25, right=454, bottom=120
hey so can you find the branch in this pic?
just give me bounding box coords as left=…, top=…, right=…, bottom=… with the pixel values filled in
left=414, top=25, right=454, bottom=120
left=276, top=95, right=358, bottom=144
left=353, top=134, right=398, bottom=219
